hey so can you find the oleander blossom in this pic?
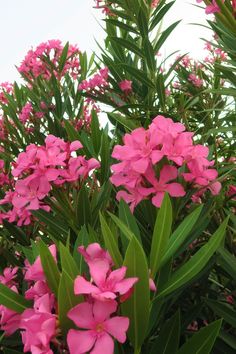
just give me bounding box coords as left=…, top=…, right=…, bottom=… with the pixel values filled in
left=67, top=300, right=129, bottom=354
left=110, top=115, right=221, bottom=210
left=196, top=0, right=224, bottom=14
left=0, top=135, right=100, bottom=226
left=18, top=39, right=80, bottom=81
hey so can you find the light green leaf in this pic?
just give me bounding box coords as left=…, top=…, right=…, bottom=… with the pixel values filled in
left=38, top=240, right=61, bottom=296
left=156, top=218, right=228, bottom=299
left=150, top=194, right=172, bottom=278
left=122, top=236, right=150, bottom=351
left=99, top=213, right=123, bottom=268
left=160, top=205, right=203, bottom=268
left=0, top=283, right=32, bottom=313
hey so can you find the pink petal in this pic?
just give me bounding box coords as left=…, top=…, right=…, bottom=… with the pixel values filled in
left=67, top=329, right=96, bottom=354
left=67, top=302, right=94, bottom=329
left=70, top=141, right=83, bottom=151
left=131, top=158, right=149, bottom=174
left=107, top=267, right=127, bottom=284
left=105, top=317, right=129, bottom=343
left=152, top=192, right=165, bottom=207
left=74, top=276, right=100, bottom=296
left=159, top=165, right=178, bottom=184
left=93, top=300, right=117, bottom=323
left=151, top=150, right=164, bottom=164
left=89, top=260, right=110, bottom=287
left=166, top=183, right=186, bottom=197
left=114, top=278, right=138, bottom=295
left=92, top=292, right=116, bottom=301
left=91, top=333, right=114, bottom=354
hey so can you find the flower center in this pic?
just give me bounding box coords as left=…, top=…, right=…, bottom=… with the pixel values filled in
left=95, top=323, right=104, bottom=333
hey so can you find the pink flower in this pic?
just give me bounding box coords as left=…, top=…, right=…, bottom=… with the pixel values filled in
left=188, top=74, right=203, bottom=88
left=67, top=300, right=129, bottom=354
left=20, top=308, right=56, bottom=353
left=12, top=177, right=51, bottom=211
left=228, top=185, right=236, bottom=200
left=119, top=80, right=132, bottom=93
left=74, top=266, right=138, bottom=301
left=146, top=165, right=186, bottom=207
left=78, top=243, right=113, bottom=267
left=24, top=245, right=57, bottom=282
left=0, top=267, right=18, bottom=286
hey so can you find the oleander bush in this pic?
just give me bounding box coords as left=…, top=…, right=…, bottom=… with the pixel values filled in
left=0, top=1, right=235, bottom=353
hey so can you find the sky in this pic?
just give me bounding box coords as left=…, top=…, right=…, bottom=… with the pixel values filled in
left=0, top=0, right=211, bottom=83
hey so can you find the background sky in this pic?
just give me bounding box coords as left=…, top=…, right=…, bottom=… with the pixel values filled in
left=0, top=0, right=212, bottom=83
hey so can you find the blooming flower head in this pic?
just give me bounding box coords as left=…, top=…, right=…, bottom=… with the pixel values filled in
left=67, top=300, right=129, bottom=354
left=74, top=266, right=138, bottom=301
left=110, top=115, right=221, bottom=210
left=119, top=80, right=132, bottom=93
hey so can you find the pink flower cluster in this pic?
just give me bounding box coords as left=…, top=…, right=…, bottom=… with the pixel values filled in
left=110, top=115, right=221, bottom=211
left=79, top=67, right=109, bottom=93
left=0, top=82, right=13, bottom=104
left=18, top=39, right=80, bottom=81
left=68, top=243, right=136, bottom=354
left=0, top=243, right=137, bottom=354
left=0, top=246, right=57, bottom=353
left=0, top=159, right=9, bottom=186
left=188, top=73, right=203, bottom=88
left=0, top=135, right=100, bottom=226
left=196, top=0, right=224, bottom=14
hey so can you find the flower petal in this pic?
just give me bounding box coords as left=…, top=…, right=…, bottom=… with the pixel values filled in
left=74, top=276, right=100, bottom=296
left=67, top=329, right=96, bottom=354
left=93, top=300, right=117, bottom=323
left=91, top=333, right=114, bottom=354
left=67, top=302, right=94, bottom=329
left=105, top=316, right=129, bottom=343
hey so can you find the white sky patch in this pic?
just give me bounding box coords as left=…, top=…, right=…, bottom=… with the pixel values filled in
left=0, top=0, right=211, bottom=83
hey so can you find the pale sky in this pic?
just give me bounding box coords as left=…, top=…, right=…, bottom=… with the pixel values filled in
left=0, top=0, right=211, bottom=83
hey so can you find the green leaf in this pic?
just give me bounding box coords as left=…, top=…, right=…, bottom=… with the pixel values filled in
left=59, top=41, right=69, bottom=72
left=73, top=226, right=89, bottom=274
left=76, top=186, right=91, bottom=227
left=150, top=310, right=180, bottom=354
left=59, top=242, right=79, bottom=279
left=154, top=21, right=181, bottom=53
left=38, top=240, right=61, bottom=296
left=206, top=299, right=236, bottom=328
left=99, top=213, right=123, bottom=268
left=0, top=283, right=32, bottom=313
left=108, top=37, right=144, bottom=58
left=160, top=206, right=203, bottom=267
left=108, top=212, right=134, bottom=242
left=58, top=271, right=82, bottom=336
left=150, top=194, right=172, bottom=278
left=104, top=19, right=139, bottom=34
left=218, top=247, right=236, bottom=280
left=122, top=236, right=150, bottom=351
left=150, top=1, right=175, bottom=31
left=177, top=319, right=222, bottom=354
left=119, top=199, right=141, bottom=246
left=33, top=209, right=68, bottom=240
left=155, top=217, right=228, bottom=299
left=121, top=64, right=155, bottom=88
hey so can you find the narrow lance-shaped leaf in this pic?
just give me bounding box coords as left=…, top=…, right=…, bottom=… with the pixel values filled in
left=177, top=319, right=222, bottom=354
left=99, top=213, right=123, bottom=268
left=0, top=283, right=32, bottom=313
left=122, top=236, right=150, bottom=352
left=160, top=205, right=203, bottom=268
left=150, top=193, right=172, bottom=278
left=155, top=217, right=228, bottom=299
left=150, top=310, right=180, bottom=354
left=38, top=240, right=61, bottom=297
